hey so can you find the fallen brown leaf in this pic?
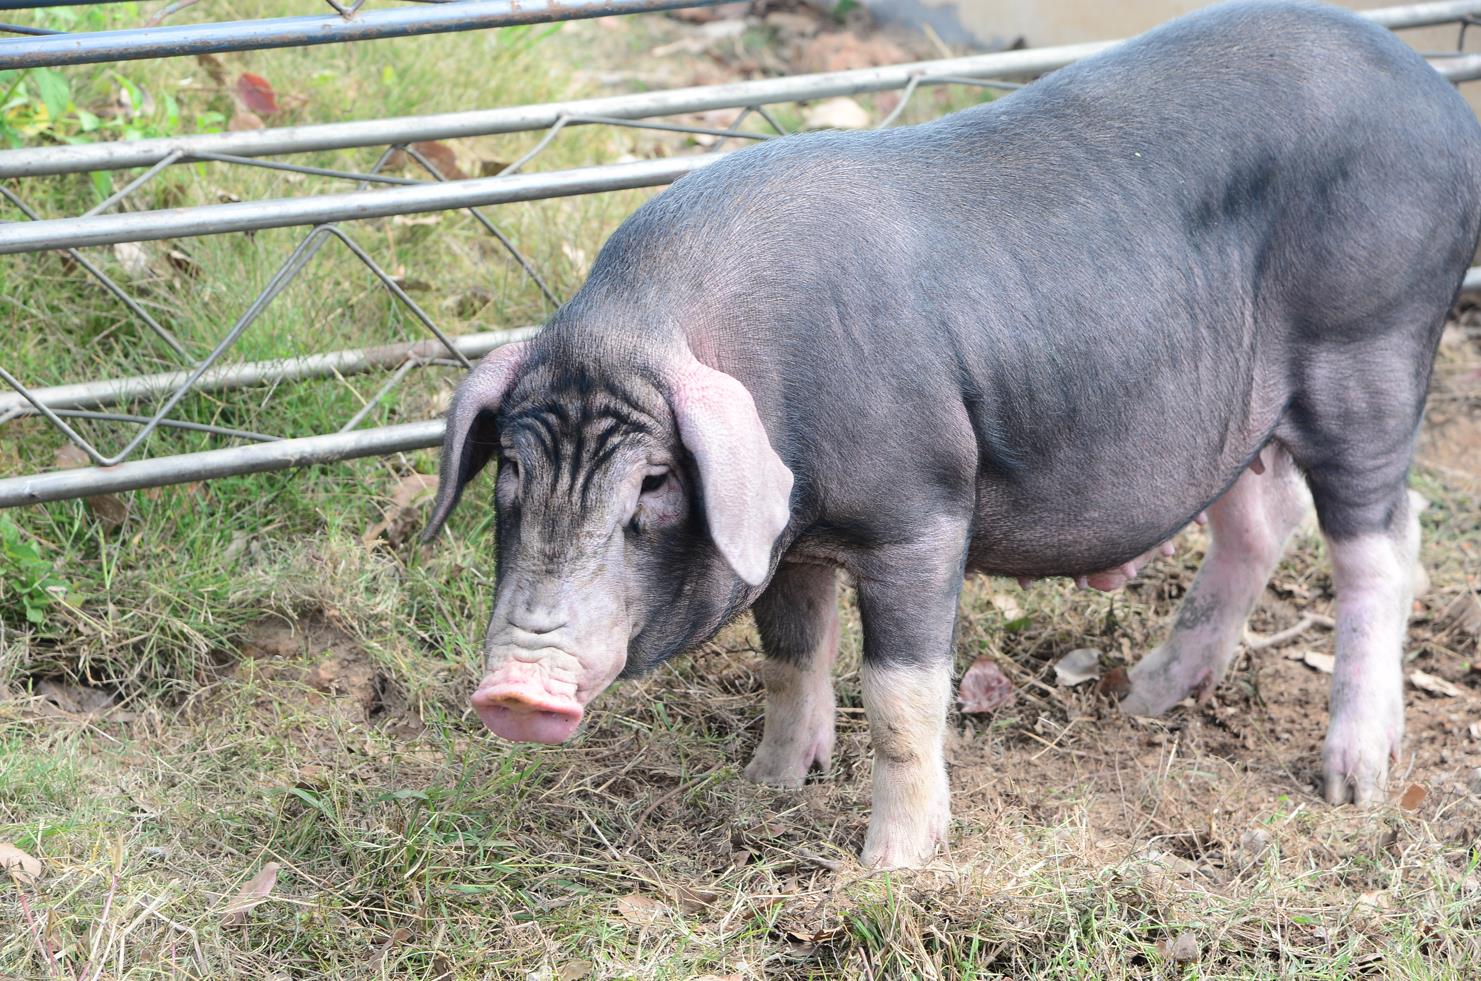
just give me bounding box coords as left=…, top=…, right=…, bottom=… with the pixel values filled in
left=1410, top=669, right=1464, bottom=698
left=0, top=842, right=41, bottom=883
left=1440, top=592, right=1481, bottom=639
left=558, top=960, right=594, bottom=981
left=1302, top=651, right=1335, bottom=674
left=1053, top=648, right=1101, bottom=687
left=615, top=893, right=669, bottom=925
left=669, top=884, right=719, bottom=913
left=1399, top=783, right=1427, bottom=811
left=195, top=53, right=227, bottom=86
left=409, top=140, right=466, bottom=180
left=363, top=472, right=439, bottom=547
left=234, top=72, right=280, bottom=115
left=1157, top=931, right=1200, bottom=963
left=228, top=111, right=265, bottom=131
left=784, top=924, right=847, bottom=944
left=221, top=861, right=281, bottom=927
left=1096, top=665, right=1133, bottom=700
left=958, top=656, right=1015, bottom=713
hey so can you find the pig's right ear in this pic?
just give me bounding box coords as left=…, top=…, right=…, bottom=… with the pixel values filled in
left=421, top=341, right=529, bottom=542
left=668, top=356, right=794, bottom=587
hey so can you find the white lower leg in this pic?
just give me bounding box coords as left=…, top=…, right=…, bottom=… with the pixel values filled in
left=1322, top=516, right=1416, bottom=805
left=744, top=612, right=838, bottom=788
left=860, top=660, right=951, bottom=869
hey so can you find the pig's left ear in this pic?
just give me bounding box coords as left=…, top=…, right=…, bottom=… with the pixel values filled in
left=422, top=341, right=529, bottom=542
left=668, top=356, right=794, bottom=587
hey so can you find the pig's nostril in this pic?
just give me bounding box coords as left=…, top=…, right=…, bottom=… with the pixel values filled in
left=507, top=611, right=567, bottom=636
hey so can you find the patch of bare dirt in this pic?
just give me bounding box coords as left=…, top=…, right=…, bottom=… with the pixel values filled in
left=231, top=611, right=422, bottom=738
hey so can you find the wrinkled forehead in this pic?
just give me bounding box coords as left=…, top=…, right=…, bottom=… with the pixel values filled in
left=500, top=359, right=674, bottom=493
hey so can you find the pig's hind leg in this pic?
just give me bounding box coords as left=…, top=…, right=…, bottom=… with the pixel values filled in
left=1122, top=445, right=1311, bottom=716
left=744, top=563, right=839, bottom=788
left=1295, top=422, right=1427, bottom=806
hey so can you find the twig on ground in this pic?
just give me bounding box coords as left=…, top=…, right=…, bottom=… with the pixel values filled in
left=1243, top=612, right=1335, bottom=650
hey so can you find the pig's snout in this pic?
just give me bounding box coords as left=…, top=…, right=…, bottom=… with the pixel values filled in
left=472, top=663, right=584, bottom=744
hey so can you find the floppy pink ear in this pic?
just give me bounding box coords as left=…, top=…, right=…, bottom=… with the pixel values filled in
left=669, top=356, right=794, bottom=586
left=422, top=341, right=529, bottom=541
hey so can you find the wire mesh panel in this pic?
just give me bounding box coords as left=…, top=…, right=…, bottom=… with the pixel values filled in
left=2, top=0, right=1479, bottom=507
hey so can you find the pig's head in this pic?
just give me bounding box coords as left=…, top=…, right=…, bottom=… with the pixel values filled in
left=422, top=339, right=793, bottom=744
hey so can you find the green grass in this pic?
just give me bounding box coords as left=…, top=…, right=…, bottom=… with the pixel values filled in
left=3, top=3, right=1481, bottom=978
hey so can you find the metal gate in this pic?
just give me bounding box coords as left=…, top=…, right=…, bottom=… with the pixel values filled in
left=2, top=0, right=1478, bottom=508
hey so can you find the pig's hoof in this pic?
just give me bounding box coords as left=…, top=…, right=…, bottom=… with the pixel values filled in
left=860, top=824, right=945, bottom=870
left=1119, top=647, right=1201, bottom=717
left=860, top=800, right=949, bottom=870
left=1322, top=708, right=1401, bottom=806
left=744, top=730, right=833, bottom=789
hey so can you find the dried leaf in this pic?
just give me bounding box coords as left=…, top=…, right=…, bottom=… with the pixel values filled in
left=615, top=892, right=669, bottom=925
left=113, top=241, right=151, bottom=279
left=803, top=96, right=871, bottom=130
left=228, top=110, right=265, bottom=132
left=34, top=679, right=135, bottom=721
left=1053, top=648, right=1101, bottom=687
left=52, top=446, right=129, bottom=529
left=988, top=593, right=1022, bottom=619
left=1157, top=931, right=1200, bottom=963
left=784, top=924, right=847, bottom=944
left=669, top=884, right=719, bottom=913
left=0, top=842, right=41, bottom=883
left=958, top=657, right=1015, bottom=713
left=363, top=473, right=439, bottom=547
left=1302, top=651, right=1335, bottom=674
left=409, top=140, right=466, bottom=180
left=195, top=53, right=227, bottom=86
left=1440, top=592, right=1481, bottom=639
left=166, top=248, right=200, bottom=278
left=54, top=444, right=90, bottom=469
left=1096, top=665, right=1132, bottom=700
left=1410, top=669, right=1464, bottom=698
left=1399, top=783, right=1427, bottom=811
left=221, top=861, right=281, bottom=927
left=234, top=72, right=280, bottom=115
left=559, top=960, right=594, bottom=981
left=368, top=927, right=412, bottom=971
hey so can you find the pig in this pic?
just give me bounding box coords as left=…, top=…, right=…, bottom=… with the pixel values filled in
left=423, top=0, right=1481, bottom=868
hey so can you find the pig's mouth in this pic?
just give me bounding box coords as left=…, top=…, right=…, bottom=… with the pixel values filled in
left=470, top=640, right=626, bottom=744
left=471, top=675, right=585, bottom=743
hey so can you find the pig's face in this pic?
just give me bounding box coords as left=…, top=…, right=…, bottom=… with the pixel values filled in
left=423, top=340, right=793, bottom=744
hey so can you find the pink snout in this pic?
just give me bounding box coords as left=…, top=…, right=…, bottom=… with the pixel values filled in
left=472, top=666, right=583, bottom=744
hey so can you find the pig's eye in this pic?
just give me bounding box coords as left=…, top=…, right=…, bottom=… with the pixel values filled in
left=501, top=457, right=520, bottom=480
left=640, top=471, right=668, bottom=495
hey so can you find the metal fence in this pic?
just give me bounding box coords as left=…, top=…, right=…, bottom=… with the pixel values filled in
left=2, top=0, right=1480, bottom=508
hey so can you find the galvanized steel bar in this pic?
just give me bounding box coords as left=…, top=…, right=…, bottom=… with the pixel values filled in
left=0, top=0, right=725, bottom=69
left=0, top=42, right=1115, bottom=178
left=0, top=420, right=447, bottom=507
left=0, top=154, right=721, bottom=253
left=0, top=327, right=538, bottom=416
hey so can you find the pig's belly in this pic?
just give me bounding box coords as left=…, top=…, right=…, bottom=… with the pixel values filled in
left=963, top=456, right=1239, bottom=580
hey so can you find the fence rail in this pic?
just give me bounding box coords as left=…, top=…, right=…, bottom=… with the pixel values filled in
left=2, top=0, right=1479, bottom=508
left=0, top=0, right=727, bottom=67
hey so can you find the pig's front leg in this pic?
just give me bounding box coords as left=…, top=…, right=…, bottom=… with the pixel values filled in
left=745, top=563, right=839, bottom=787
left=855, top=539, right=963, bottom=869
